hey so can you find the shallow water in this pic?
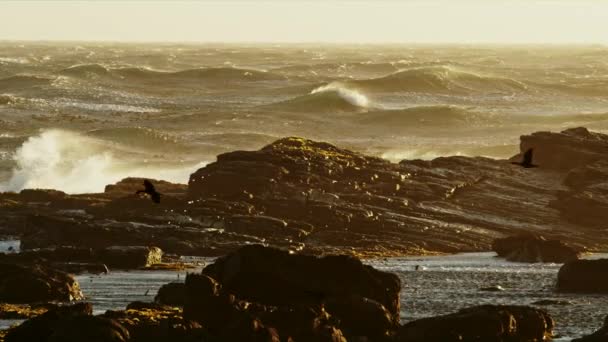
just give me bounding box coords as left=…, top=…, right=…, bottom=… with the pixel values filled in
left=367, top=252, right=608, bottom=340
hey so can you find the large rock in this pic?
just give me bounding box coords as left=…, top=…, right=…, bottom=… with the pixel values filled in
left=98, top=246, right=162, bottom=269
left=154, top=282, right=186, bottom=307
left=0, top=263, right=84, bottom=303
left=193, top=245, right=399, bottom=341
left=396, top=305, right=554, bottom=342
left=557, top=259, right=608, bottom=293
left=492, top=234, right=581, bottom=263
left=104, top=177, right=187, bottom=198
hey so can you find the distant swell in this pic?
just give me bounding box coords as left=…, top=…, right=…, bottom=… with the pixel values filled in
left=358, top=105, right=493, bottom=127
left=0, top=130, right=206, bottom=194
left=349, top=66, right=528, bottom=94
left=262, top=83, right=371, bottom=112
left=59, top=64, right=285, bottom=83
left=0, top=75, right=54, bottom=91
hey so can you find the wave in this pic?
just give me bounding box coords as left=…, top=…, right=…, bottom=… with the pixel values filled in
left=58, top=64, right=285, bottom=83
left=0, top=94, right=16, bottom=105
left=0, top=130, right=206, bottom=194
left=0, top=75, right=53, bottom=91
left=261, top=83, right=371, bottom=113
left=348, top=66, right=528, bottom=94
left=358, top=105, right=492, bottom=127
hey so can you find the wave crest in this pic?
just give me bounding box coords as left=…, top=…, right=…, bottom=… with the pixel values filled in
left=263, top=83, right=371, bottom=113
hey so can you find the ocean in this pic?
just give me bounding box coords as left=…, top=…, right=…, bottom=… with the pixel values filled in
left=1, top=42, right=608, bottom=193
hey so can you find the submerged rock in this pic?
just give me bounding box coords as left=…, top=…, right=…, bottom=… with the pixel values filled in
left=0, top=263, right=83, bottom=303
left=492, top=234, right=581, bottom=263
left=557, top=259, right=608, bottom=293
left=396, top=305, right=554, bottom=342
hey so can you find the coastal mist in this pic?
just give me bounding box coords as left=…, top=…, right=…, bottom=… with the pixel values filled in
left=3, top=42, right=608, bottom=341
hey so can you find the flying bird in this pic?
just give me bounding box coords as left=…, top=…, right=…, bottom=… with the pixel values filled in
left=136, top=179, right=161, bottom=203
left=511, top=148, right=538, bottom=168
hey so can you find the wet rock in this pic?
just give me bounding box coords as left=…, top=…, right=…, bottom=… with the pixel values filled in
left=573, top=315, right=608, bottom=342
left=154, top=282, right=186, bottom=307
left=480, top=285, right=505, bottom=292
left=4, top=302, right=94, bottom=342
left=0, top=263, right=84, bottom=303
left=396, top=305, right=554, bottom=342
left=104, top=177, right=187, bottom=198
left=191, top=245, right=399, bottom=341
left=98, top=246, right=162, bottom=269
left=557, top=259, right=608, bottom=293
left=0, top=303, right=51, bottom=319
left=492, top=234, right=580, bottom=263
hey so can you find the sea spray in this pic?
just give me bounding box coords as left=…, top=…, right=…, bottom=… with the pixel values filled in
left=0, top=130, right=205, bottom=194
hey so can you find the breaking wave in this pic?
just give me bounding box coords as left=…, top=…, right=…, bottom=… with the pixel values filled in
left=0, top=130, right=206, bottom=194
left=262, top=83, right=371, bottom=112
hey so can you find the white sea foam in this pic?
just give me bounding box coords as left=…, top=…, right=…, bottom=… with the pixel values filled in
left=311, top=82, right=370, bottom=108
left=0, top=130, right=205, bottom=194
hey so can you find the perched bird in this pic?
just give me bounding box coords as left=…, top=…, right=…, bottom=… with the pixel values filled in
left=511, top=148, right=538, bottom=168
left=136, top=179, right=161, bottom=203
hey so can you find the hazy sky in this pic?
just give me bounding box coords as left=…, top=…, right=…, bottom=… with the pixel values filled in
left=1, top=1, right=607, bottom=44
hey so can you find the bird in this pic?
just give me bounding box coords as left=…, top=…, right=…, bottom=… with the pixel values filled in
left=136, top=179, right=161, bottom=203
left=511, top=148, right=538, bottom=168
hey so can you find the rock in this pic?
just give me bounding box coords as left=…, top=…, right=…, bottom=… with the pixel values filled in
left=0, top=263, right=84, bottom=303
left=0, top=303, right=51, bottom=319
left=557, top=259, right=608, bottom=293
left=480, top=285, right=505, bottom=292
left=492, top=234, right=581, bottom=263
left=154, top=282, right=186, bottom=307
left=98, top=246, right=163, bottom=269
left=573, top=315, right=608, bottom=342
left=396, top=305, right=554, bottom=342
left=197, top=245, right=400, bottom=340
left=4, top=302, right=94, bottom=342
left=47, top=315, right=130, bottom=342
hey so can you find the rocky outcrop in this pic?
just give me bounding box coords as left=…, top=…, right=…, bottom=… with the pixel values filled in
left=0, top=245, right=162, bottom=273
left=5, top=128, right=608, bottom=257
left=154, top=282, right=185, bottom=307
left=0, top=263, right=83, bottom=303
left=179, top=245, right=400, bottom=341
left=396, top=305, right=554, bottom=342
left=492, top=234, right=581, bottom=263
left=573, top=315, right=608, bottom=342
left=0, top=303, right=51, bottom=319
left=557, top=259, right=608, bottom=293
left=104, top=177, right=187, bottom=198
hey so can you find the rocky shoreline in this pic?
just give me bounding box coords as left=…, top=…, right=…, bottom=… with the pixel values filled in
left=1, top=127, right=608, bottom=340
left=1, top=127, right=608, bottom=258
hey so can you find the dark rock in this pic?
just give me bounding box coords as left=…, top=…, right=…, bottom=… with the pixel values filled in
left=492, top=234, right=581, bottom=263
left=193, top=245, right=399, bottom=341
left=557, top=259, right=608, bottom=293
left=104, top=177, right=187, bottom=198
left=0, top=303, right=52, bottom=319
left=396, top=305, right=554, bottom=342
left=98, top=246, right=162, bottom=269
left=155, top=282, right=186, bottom=307
left=0, top=263, right=84, bottom=303
left=480, top=285, right=505, bottom=292
left=4, top=302, right=94, bottom=342
left=47, top=315, right=130, bottom=342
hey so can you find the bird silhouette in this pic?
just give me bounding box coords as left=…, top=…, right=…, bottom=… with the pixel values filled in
left=136, top=179, right=161, bottom=203
left=511, top=148, right=538, bottom=168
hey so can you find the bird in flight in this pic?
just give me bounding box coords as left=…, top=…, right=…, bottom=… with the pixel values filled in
left=511, top=148, right=538, bottom=168
left=136, top=179, right=161, bottom=203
